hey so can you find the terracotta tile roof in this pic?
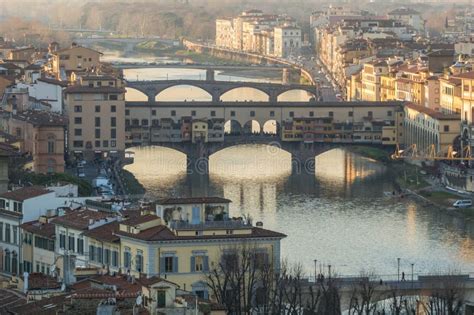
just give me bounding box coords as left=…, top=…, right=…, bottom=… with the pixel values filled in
left=64, top=85, right=125, bottom=94
left=24, top=273, right=61, bottom=290
left=2, top=109, right=68, bottom=127
left=20, top=220, right=55, bottom=239
left=116, top=224, right=286, bottom=242
left=36, top=77, right=68, bottom=87
left=0, top=186, right=52, bottom=202
left=83, top=220, right=120, bottom=243
left=405, top=103, right=460, bottom=120
left=136, top=275, right=177, bottom=288
left=52, top=45, right=103, bottom=55
left=455, top=71, right=474, bottom=79
left=155, top=196, right=231, bottom=205
left=51, top=208, right=115, bottom=231
left=121, top=214, right=160, bottom=226
left=71, top=274, right=142, bottom=295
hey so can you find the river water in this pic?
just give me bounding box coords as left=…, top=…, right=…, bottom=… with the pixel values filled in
left=122, top=66, right=474, bottom=277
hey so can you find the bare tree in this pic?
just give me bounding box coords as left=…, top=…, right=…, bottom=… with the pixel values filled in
left=348, top=270, right=380, bottom=315
left=417, top=273, right=466, bottom=315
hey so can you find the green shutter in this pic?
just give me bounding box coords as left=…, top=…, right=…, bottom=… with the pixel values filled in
left=191, top=256, right=196, bottom=272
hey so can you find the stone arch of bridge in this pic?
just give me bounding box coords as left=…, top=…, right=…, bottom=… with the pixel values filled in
left=155, top=84, right=213, bottom=102
left=219, top=86, right=271, bottom=102
left=277, top=88, right=317, bottom=101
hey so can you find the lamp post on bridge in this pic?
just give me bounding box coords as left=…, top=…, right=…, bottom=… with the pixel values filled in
left=397, top=257, right=401, bottom=282
left=314, top=259, right=317, bottom=283
left=411, top=263, right=414, bottom=288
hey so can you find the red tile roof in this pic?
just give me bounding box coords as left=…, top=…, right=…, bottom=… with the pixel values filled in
left=116, top=224, right=286, bottom=242
left=51, top=208, right=115, bottom=231
left=24, top=273, right=61, bottom=290
left=455, top=71, right=474, bottom=79
left=0, top=186, right=52, bottom=202
left=405, top=103, right=460, bottom=120
left=20, top=220, right=56, bottom=239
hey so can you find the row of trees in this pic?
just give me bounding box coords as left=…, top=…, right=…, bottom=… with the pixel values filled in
left=205, top=245, right=466, bottom=315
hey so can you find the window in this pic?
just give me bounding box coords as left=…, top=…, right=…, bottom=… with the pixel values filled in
left=95, top=105, right=100, bottom=113
left=95, top=140, right=101, bottom=148
left=329, top=111, right=334, bottom=117
left=95, top=129, right=101, bottom=139
left=13, top=202, right=22, bottom=213
left=171, top=110, right=176, bottom=116
left=270, top=111, right=275, bottom=117
left=191, top=255, right=208, bottom=272
left=124, top=249, right=131, bottom=269
left=74, top=105, right=82, bottom=112
left=103, top=140, right=109, bottom=147
left=111, top=140, right=116, bottom=147
left=368, top=111, right=373, bottom=118
left=231, top=111, right=235, bottom=117
left=444, top=125, right=450, bottom=132
left=164, top=256, right=174, bottom=273
left=97, top=247, right=103, bottom=263
left=152, top=110, right=156, bottom=116
left=74, top=129, right=82, bottom=136
left=109, top=94, right=118, bottom=100
left=68, top=234, right=75, bottom=252
left=141, top=119, right=148, bottom=126
left=112, top=251, right=118, bottom=267
left=74, top=117, right=82, bottom=124
left=136, top=250, right=143, bottom=272
left=211, top=110, right=216, bottom=117
left=77, top=238, right=84, bottom=255
left=348, top=111, right=353, bottom=117
left=289, top=111, right=294, bottom=117
left=387, top=110, right=393, bottom=117
left=0, top=222, right=3, bottom=241
left=111, top=105, right=116, bottom=112
left=59, top=232, right=65, bottom=249
left=309, top=111, right=314, bottom=117
left=191, top=110, right=196, bottom=116
left=12, top=226, right=17, bottom=245
left=104, top=249, right=110, bottom=265
left=111, top=117, right=116, bottom=127
left=89, top=245, right=95, bottom=261
left=125, top=109, right=130, bottom=116
left=250, top=111, right=255, bottom=117
left=95, top=117, right=101, bottom=127
left=125, top=119, right=130, bottom=127
left=73, top=141, right=83, bottom=148
left=111, top=129, right=116, bottom=139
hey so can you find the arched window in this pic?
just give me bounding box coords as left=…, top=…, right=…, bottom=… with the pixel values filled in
left=4, top=249, right=10, bottom=273
left=47, top=134, right=56, bottom=154
left=11, top=251, right=17, bottom=275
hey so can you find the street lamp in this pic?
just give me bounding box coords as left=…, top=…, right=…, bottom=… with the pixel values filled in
left=314, top=259, right=317, bottom=282
left=411, top=263, right=415, bottom=287
left=397, top=258, right=401, bottom=282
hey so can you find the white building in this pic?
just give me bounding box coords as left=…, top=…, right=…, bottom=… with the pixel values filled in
left=387, top=8, right=425, bottom=33
left=16, top=77, right=67, bottom=113
left=273, top=26, right=301, bottom=58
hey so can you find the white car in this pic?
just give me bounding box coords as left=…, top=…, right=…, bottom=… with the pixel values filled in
left=453, top=200, right=472, bottom=208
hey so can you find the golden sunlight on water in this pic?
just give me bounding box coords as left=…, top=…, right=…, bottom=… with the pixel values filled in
left=124, top=146, right=187, bottom=194
left=209, top=145, right=291, bottom=180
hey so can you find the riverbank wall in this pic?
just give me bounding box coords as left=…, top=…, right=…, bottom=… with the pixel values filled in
left=183, top=39, right=315, bottom=85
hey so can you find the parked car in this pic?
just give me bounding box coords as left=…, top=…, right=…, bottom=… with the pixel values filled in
left=453, top=200, right=472, bottom=208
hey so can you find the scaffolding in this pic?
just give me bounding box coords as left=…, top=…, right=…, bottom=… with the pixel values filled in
left=391, top=144, right=474, bottom=161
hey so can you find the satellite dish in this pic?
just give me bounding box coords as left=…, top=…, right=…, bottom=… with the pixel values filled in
left=136, top=295, right=143, bottom=306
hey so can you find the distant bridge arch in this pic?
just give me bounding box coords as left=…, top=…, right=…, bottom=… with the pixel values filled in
left=155, top=84, right=212, bottom=102
left=220, top=86, right=270, bottom=102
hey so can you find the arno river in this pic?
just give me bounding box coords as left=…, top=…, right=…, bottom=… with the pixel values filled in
left=119, top=62, right=474, bottom=277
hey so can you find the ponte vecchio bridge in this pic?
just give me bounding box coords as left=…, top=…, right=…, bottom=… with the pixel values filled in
left=125, top=79, right=404, bottom=174
left=126, top=78, right=321, bottom=103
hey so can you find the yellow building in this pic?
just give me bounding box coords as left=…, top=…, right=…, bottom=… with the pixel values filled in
left=361, top=61, right=389, bottom=101
left=192, top=119, right=208, bottom=143
left=380, top=74, right=397, bottom=102
left=404, top=103, right=460, bottom=152
left=64, top=74, right=126, bottom=161
left=459, top=72, right=474, bottom=148
left=51, top=45, right=102, bottom=80
left=20, top=216, right=56, bottom=274
left=439, top=76, right=462, bottom=114
left=112, top=197, right=286, bottom=298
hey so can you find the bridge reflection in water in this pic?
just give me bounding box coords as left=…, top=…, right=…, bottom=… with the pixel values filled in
left=124, top=145, right=474, bottom=276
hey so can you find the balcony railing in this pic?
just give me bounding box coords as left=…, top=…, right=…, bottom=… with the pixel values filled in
left=170, top=220, right=251, bottom=230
